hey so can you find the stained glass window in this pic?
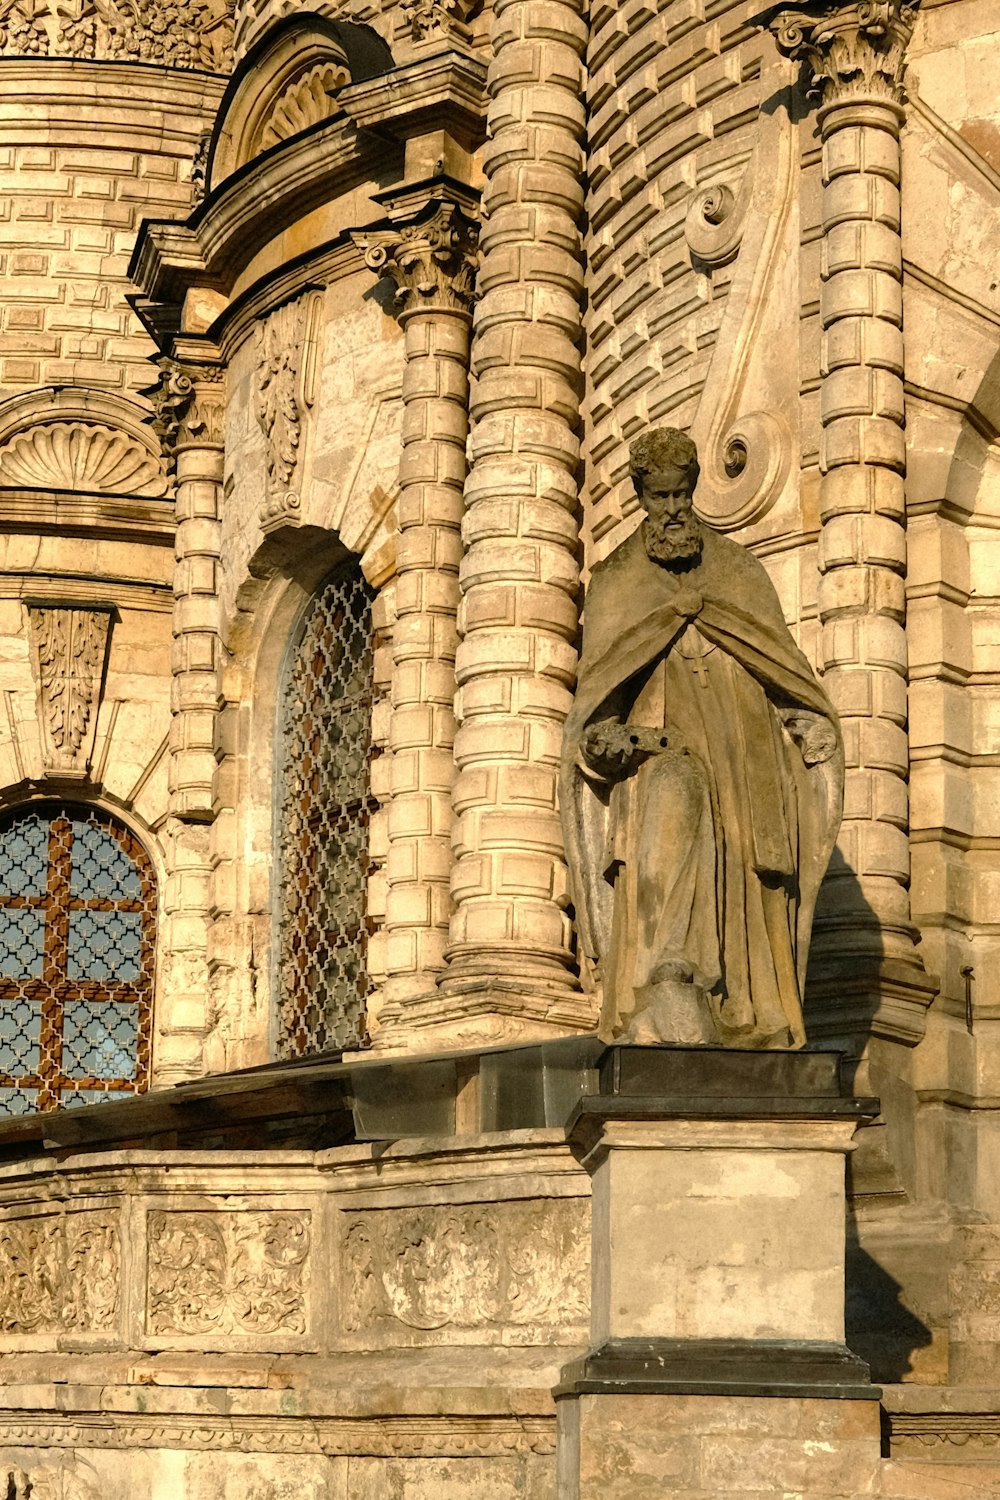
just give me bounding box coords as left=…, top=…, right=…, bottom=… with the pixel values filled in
left=0, top=805, right=155, bottom=1113
left=276, top=561, right=376, bottom=1057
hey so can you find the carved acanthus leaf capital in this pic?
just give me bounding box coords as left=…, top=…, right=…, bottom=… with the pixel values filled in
left=353, top=203, right=479, bottom=320
left=764, top=0, right=919, bottom=106
left=146, top=356, right=226, bottom=465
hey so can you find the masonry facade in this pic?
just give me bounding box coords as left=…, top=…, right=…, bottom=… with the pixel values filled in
left=0, top=0, right=997, bottom=1494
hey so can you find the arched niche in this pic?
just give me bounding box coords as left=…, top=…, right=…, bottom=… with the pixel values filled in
left=207, top=14, right=395, bottom=194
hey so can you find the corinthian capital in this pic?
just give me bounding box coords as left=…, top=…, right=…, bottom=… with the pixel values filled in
left=145, top=356, right=226, bottom=466
left=763, top=0, right=919, bottom=106
left=353, top=202, right=479, bottom=320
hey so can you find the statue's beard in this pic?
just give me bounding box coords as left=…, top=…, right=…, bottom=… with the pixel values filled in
left=643, top=513, right=703, bottom=566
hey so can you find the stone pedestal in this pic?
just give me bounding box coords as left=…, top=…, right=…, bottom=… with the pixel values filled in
left=556, top=1047, right=883, bottom=1499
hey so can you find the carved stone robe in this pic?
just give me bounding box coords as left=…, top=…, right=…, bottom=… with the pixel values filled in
left=561, top=524, right=843, bottom=1046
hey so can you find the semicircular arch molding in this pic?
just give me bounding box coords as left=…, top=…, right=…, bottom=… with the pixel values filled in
left=0, top=388, right=169, bottom=498
left=207, top=13, right=394, bottom=193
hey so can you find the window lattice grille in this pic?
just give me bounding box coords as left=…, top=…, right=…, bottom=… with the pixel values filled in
left=0, top=804, right=155, bottom=1113
left=277, top=562, right=376, bottom=1057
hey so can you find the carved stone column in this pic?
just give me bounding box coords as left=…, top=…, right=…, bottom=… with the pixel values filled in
left=148, top=351, right=226, bottom=1082
left=432, top=0, right=593, bottom=1040
left=765, top=0, right=936, bottom=1045
left=352, top=201, right=477, bottom=1030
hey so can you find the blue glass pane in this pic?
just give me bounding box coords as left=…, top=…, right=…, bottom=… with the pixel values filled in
left=69, top=820, right=141, bottom=901
left=0, top=814, right=48, bottom=898
left=0, top=908, right=44, bottom=978
left=63, top=1000, right=138, bottom=1080
left=67, top=910, right=141, bottom=982
left=0, top=1085, right=36, bottom=1115
left=0, top=998, right=40, bottom=1074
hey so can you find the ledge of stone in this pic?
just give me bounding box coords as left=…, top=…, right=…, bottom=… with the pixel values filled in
left=555, top=1337, right=879, bottom=1401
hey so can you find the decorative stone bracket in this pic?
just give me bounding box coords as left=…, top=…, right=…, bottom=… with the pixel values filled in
left=254, top=289, right=323, bottom=536
left=26, top=603, right=115, bottom=780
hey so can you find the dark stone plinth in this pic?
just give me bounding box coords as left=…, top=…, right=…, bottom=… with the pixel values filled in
left=565, top=1046, right=879, bottom=1153
left=556, top=1337, right=879, bottom=1401
left=600, top=1044, right=844, bottom=1098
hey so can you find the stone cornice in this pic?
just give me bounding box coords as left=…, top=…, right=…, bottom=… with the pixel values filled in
left=761, top=0, right=919, bottom=106
left=339, top=48, right=487, bottom=145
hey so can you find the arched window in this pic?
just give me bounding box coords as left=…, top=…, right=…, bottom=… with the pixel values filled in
left=275, top=560, right=376, bottom=1057
left=0, top=804, right=156, bottom=1113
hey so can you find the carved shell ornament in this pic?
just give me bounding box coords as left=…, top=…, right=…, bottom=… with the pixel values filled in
left=0, top=421, right=168, bottom=496
left=258, top=57, right=351, bottom=150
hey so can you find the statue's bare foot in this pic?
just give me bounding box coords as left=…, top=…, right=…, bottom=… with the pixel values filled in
left=622, top=978, right=718, bottom=1045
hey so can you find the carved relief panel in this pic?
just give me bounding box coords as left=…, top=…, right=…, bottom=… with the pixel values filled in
left=144, top=1207, right=314, bottom=1348
left=337, top=1198, right=590, bottom=1347
left=0, top=1209, right=120, bottom=1339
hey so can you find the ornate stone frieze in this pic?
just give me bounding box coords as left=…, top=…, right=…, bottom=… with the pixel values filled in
left=254, top=290, right=321, bottom=533
left=399, top=0, right=473, bottom=43
left=146, top=1209, right=311, bottom=1337
left=0, top=0, right=234, bottom=70
left=146, top=358, right=226, bottom=472
left=27, top=605, right=113, bottom=778
left=0, top=1212, right=119, bottom=1333
left=0, top=421, right=168, bottom=496
left=0, top=1412, right=557, bottom=1457
left=340, top=1199, right=589, bottom=1339
left=764, top=0, right=918, bottom=105
left=353, top=202, right=479, bottom=320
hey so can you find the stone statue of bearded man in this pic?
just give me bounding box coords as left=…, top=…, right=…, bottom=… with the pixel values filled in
left=560, top=428, right=843, bottom=1047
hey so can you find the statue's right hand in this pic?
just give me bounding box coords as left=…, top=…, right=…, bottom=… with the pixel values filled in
left=583, top=722, right=665, bottom=778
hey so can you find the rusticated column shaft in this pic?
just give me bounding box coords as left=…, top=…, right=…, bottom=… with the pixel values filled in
left=439, top=0, right=591, bottom=1024
left=353, top=204, right=475, bottom=1026
left=150, top=358, right=225, bottom=1082
left=768, top=1, right=933, bottom=1013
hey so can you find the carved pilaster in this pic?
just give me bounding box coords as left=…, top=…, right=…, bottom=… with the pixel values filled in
left=253, top=289, right=322, bottom=535
left=351, top=198, right=477, bottom=1036
left=767, top=0, right=918, bottom=107
left=146, top=350, right=226, bottom=1082
left=26, top=605, right=114, bottom=778
left=762, top=0, right=936, bottom=1046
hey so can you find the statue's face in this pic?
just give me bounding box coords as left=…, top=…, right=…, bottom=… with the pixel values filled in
left=638, top=466, right=695, bottom=525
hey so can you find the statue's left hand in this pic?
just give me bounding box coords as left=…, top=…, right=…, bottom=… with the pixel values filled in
left=781, top=709, right=837, bottom=766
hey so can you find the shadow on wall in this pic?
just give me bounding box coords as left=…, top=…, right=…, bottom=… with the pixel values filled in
left=845, top=1232, right=935, bottom=1385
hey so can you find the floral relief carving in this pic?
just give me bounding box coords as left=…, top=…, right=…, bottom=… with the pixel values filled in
left=146, top=1210, right=311, bottom=1336
left=0, top=1212, right=119, bottom=1333
left=254, top=290, right=322, bottom=534
left=0, top=0, right=234, bottom=67
left=27, top=606, right=113, bottom=776
left=341, top=1199, right=589, bottom=1337
left=0, top=421, right=168, bottom=496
